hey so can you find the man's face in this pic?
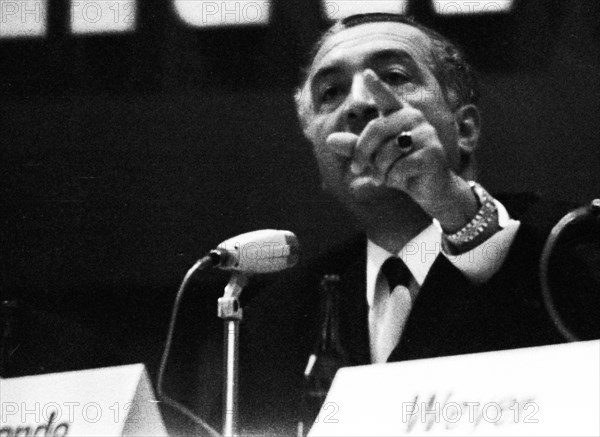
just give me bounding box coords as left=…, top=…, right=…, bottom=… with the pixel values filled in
left=299, top=22, right=463, bottom=208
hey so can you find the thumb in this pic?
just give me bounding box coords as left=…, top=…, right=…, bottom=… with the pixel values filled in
left=326, top=132, right=358, bottom=158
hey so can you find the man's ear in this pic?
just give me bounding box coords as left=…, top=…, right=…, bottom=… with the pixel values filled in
left=454, top=104, right=481, bottom=174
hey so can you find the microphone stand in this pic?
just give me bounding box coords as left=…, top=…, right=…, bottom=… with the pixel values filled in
left=217, top=272, right=248, bottom=437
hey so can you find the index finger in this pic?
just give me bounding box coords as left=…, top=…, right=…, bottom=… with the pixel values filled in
left=363, top=69, right=403, bottom=116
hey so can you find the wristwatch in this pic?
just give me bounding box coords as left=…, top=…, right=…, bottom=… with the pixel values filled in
left=443, top=181, right=500, bottom=249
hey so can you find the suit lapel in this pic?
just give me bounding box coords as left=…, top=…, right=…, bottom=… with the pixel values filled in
left=388, top=254, right=474, bottom=362
left=335, top=245, right=476, bottom=365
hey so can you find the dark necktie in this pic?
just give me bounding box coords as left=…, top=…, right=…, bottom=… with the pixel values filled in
left=369, top=256, right=413, bottom=363
left=380, top=256, right=411, bottom=292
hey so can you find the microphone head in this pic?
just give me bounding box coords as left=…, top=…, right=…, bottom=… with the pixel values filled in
left=213, top=229, right=299, bottom=274
left=541, top=200, right=600, bottom=341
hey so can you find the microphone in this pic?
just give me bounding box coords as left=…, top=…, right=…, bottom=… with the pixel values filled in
left=209, top=230, right=299, bottom=436
left=209, top=229, right=299, bottom=274
left=157, top=230, right=299, bottom=437
left=540, top=199, right=600, bottom=341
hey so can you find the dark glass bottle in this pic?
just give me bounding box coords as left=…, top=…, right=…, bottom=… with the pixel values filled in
left=1, top=299, right=19, bottom=376
left=297, top=274, right=349, bottom=436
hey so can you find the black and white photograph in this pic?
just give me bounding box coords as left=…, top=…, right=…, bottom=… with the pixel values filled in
left=2, top=1, right=599, bottom=436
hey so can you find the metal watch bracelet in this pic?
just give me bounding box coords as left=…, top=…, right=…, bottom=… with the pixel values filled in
left=444, top=181, right=499, bottom=246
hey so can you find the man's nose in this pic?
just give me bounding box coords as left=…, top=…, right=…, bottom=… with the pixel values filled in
left=344, top=73, right=379, bottom=135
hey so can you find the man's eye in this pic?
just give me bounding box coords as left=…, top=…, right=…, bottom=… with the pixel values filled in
left=380, top=70, right=409, bottom=86
left=321, top=86, right=341, bottom=103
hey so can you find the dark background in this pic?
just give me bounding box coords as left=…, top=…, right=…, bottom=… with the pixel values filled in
left=1, top=0, right=599, bottom=386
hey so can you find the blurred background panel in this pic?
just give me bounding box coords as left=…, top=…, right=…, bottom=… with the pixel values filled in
left=1, top=0, right=599, bottom=374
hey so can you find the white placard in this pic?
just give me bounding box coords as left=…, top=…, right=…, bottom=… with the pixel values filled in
left=309, top=340, right=600, bottom=436
left=1, top=364, right=167, bottom=436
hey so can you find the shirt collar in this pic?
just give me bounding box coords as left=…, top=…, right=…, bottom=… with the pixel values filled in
left=366, top=223, right=441, bottom=307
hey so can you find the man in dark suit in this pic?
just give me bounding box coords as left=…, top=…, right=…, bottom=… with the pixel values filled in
left=236, top=13, right=569, bottom=435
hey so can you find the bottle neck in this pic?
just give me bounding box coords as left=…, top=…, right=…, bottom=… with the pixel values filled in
left=315, top=275, right=346, bottom=359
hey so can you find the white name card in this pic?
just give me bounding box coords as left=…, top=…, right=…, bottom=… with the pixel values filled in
left=1, top=364, right=167, bottom=437
left=309, top=340, right=600, bottom=437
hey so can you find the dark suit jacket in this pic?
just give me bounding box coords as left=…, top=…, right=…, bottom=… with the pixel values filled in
left=235, top=194, right=579, bottom=435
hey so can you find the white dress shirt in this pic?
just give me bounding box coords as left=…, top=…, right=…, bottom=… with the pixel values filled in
left=367, top=199, right=521, bottom=362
